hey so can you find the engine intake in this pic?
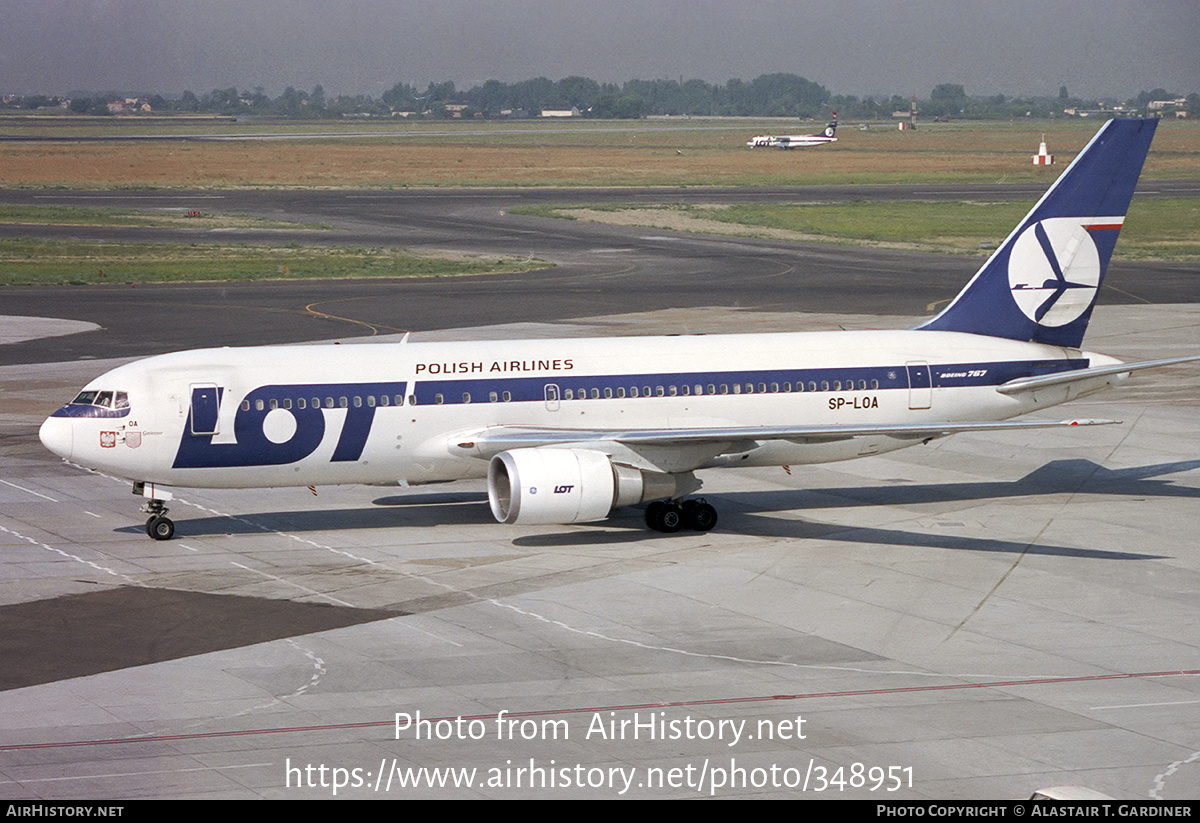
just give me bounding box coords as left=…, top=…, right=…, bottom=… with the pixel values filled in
left=487, top=448, right=680, bottom=525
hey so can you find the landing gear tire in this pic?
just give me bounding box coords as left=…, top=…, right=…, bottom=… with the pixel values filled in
left=684, top=499, right=718, bottom=532
left=146, top=515, right=175, bottom=541
left=646, top=500, right=710, bottom=533
left=140, top=492, right=174, bottom=540
left=658, top=502, right=683, bottom=533
left=645, top=500, right=684, bottom=533
left=645, top=501, right=665, bottom=530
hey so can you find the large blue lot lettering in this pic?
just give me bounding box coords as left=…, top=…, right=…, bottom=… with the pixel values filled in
left=173, top=382, right=407, bottom=469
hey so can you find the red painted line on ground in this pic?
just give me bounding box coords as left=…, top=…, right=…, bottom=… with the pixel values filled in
left=3, top=669, right=1196, bottom=751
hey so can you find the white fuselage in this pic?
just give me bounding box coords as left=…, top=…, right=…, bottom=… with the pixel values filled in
left=40, top=328, right=1117, bottom=491
left=746, top=134, right=836, bottom=149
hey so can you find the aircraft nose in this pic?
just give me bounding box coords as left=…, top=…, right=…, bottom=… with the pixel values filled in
left=39, top=415, right=73, bottom=460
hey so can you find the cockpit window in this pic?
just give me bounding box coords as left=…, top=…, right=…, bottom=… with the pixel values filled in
left=69, top=389, right=129, bottom=408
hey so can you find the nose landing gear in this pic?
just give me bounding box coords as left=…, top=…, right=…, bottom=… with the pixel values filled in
left=144, top=507, right=175, bottom=541
left=134, top=482, right=176, bottom=540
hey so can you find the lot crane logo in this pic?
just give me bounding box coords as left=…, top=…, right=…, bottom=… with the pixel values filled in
left=1007, top=218, right=1103, bottom=327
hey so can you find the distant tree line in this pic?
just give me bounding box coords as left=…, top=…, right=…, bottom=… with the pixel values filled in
left=7, top=75, right=1196, bottom=120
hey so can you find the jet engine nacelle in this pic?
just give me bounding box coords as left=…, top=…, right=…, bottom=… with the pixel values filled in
left=487, top=448, right=679, bottom=525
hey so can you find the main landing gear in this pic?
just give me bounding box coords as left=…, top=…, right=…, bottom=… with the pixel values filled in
left=645, top=498, right=718, bottom=533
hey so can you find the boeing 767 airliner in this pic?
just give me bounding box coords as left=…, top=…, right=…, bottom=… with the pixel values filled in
left=40, top=118, right=1195, bottom=538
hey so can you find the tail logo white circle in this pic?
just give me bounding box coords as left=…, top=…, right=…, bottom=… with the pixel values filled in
left=1007, top=218, right=1101, bottom=327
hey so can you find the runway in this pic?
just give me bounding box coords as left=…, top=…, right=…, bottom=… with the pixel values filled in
left=0, top=186, right=1198, bottom=799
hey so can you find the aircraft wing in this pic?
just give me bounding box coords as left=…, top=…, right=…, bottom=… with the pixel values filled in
left=996, top=355, right=1200, bottom=395
left=468, top=417, right=1119, bottom=457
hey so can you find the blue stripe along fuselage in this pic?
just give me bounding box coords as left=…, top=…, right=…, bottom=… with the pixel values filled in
left=51, top=404, right=131, bottom=419
left=412, top=358, right=1089, bottom=405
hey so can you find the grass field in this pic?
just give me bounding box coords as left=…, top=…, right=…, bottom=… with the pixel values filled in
left=0, top=116, right=1196, bottom=188
left=0, top=117, right=1194, bottom=283
left=0, top=204, right=316, bottom=229
left=0, top=238, right=549, bottom=286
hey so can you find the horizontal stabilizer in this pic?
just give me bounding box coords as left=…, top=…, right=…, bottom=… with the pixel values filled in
left=997, top=355, right=1200, bottom=395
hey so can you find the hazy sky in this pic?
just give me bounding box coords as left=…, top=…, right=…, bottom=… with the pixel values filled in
left=2, top=0, right=1196, bottom=100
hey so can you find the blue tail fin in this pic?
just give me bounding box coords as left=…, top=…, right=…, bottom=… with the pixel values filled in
left=918, top=118, right=1157, bottom=348
left=824, top=112, right=837, bottom=138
